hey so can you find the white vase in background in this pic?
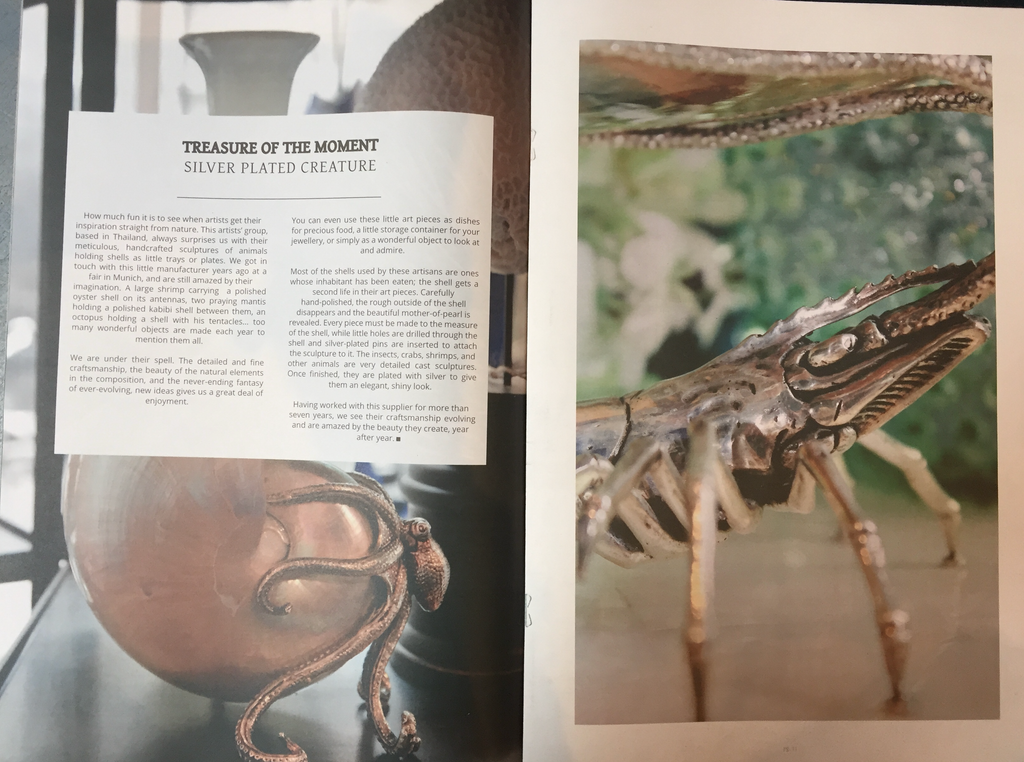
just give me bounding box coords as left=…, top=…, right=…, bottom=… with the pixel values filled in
left=180, top=31, right=319, bottom=116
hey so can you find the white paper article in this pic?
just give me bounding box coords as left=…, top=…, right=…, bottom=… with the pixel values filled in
left=55, top=111, right=492, bottom=463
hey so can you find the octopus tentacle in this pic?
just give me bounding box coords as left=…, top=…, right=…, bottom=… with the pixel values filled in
left=346, top=470, right=395, bottom=501
left=242, top=478, right=437, bottom=757
left=266, top=481, right=400, bottom=522
left=257, top=482, right=405, bottom=615
left=256, top=551, right=404, bottom=615
left=356, top=660, right=391, bottom=706
left=361, top=592, right=419, bottom=756
left=236, top=566, right=408, bottom=762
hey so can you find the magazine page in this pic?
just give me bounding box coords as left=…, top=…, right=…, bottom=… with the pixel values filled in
left=526, top=0, right=1024, bottom=759
left=0, top=1, right=529, bottom=761
left=57, top=110, right=493, bottom=463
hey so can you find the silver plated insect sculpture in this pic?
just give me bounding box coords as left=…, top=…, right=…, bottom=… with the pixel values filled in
left=577, top=254, right=994, bottom=719
left=575, top=42, right=996, bottom=721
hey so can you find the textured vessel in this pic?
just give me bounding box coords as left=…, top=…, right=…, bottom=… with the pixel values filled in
left=63, top=457, right=377, bottom=702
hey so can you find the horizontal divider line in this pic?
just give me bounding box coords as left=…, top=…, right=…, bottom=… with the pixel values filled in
left=175, top=195, right=383, bottom=201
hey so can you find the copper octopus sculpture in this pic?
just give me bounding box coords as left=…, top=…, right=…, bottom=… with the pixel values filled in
left=234, top=472, right=450, bottom=762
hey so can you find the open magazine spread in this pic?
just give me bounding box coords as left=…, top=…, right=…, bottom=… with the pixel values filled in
left=3, top=0, right=1024, bottom=761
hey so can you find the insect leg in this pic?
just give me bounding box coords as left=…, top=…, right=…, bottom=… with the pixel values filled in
left=577, top=438, right=691, bottom=572
left=858, top=428, right=963, bottom=566
left=677, top=419, right=761, bottom=721
left=576, top=423, right=759, bottom=719
left=678, top=421, right=718, bottom=721
left=799, top=439, right=910, bottom=709
left=782, top=462, right=818, bottom=513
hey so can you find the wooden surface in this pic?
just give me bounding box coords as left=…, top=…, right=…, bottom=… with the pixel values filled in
left=0, top=570, right=523, bottom=761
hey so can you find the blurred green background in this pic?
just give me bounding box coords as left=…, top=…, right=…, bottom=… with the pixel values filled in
left=578, top=111, right=996, bottom=502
